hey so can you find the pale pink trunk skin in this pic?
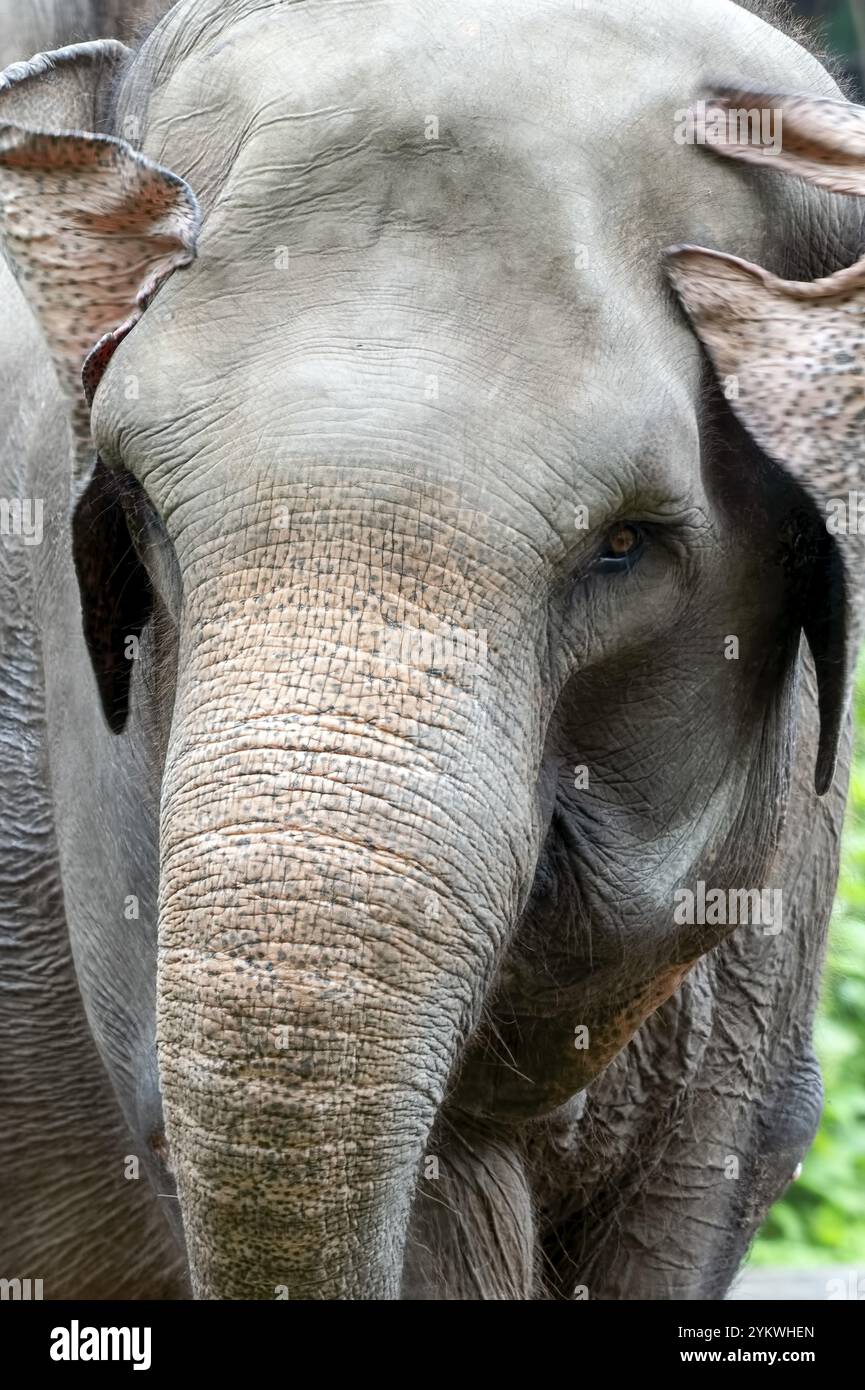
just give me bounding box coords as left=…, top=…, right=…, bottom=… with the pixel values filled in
left=157, top=569, right=540, bottom=1298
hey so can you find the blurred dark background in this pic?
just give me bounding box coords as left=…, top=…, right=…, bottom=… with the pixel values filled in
left=794, top=0, right=865, bottom=96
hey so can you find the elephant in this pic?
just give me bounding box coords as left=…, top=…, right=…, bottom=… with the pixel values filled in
left=0, top=0, right=182, bottom=1302
left=1, top=0, right=864, bottom=1300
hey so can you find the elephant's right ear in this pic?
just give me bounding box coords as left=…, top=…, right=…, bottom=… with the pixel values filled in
left=0, top=40, right=200, bottom=457
left=0, top=41, right=199, bottom=732
left=666, top=89, right=865, bottom=795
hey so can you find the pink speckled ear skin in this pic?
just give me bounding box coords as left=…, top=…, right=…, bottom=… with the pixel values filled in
left=667, top=91, right=865, bottom=794
left=0, top=38, right=127, bottom=130
left=0, top=42, right=200, bottom=474
left=0, top=41, right=200, bottom=730
left=685, top=87, right=865, bottom=195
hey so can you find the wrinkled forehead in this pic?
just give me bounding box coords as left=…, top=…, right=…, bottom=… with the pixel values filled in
left=106, top=0, right=714, bottom=511
left=119, top=0, right=662, bottom=266
left=118, top=2, right=696, bottom=390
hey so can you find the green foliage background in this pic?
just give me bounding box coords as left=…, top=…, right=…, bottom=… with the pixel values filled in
left=752, top=667, right=865, bottom=1265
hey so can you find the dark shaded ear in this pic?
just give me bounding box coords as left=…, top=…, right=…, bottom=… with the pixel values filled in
left=71, top=458, right=153, bottom=733
left=667, top=244, right=865, bottom=794
left=0, top=42, right=199, bottom=732
left=667, top=90, right=865, bottom=794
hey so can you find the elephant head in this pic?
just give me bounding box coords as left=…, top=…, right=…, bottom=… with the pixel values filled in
left=2, top=0, right=865, bottom=1298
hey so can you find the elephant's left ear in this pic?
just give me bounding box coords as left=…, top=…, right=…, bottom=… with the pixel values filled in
left=0, top=41, right=201, bottom=462
left=667, top=90, right=865, bottom=796
left=0, top=41, right=200, bottom=733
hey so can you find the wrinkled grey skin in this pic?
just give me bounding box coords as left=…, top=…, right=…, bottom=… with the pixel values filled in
left=1, top=0, right=862, bottom=1299
left=0, top=0, right=185, bottom=1300
left=0, top=254, right=188, bottom=1299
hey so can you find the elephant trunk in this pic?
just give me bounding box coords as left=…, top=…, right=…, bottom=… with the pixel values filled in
left=157, top=578, right=536, bottom=1299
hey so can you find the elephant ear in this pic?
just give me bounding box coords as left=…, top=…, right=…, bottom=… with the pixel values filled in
left=0, top=42, right=200, bottom=732
left=667, top=90, right=865, bottom=795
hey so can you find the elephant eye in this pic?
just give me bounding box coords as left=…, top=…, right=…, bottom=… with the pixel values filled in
left=593, top=522, right=645, bottom=574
